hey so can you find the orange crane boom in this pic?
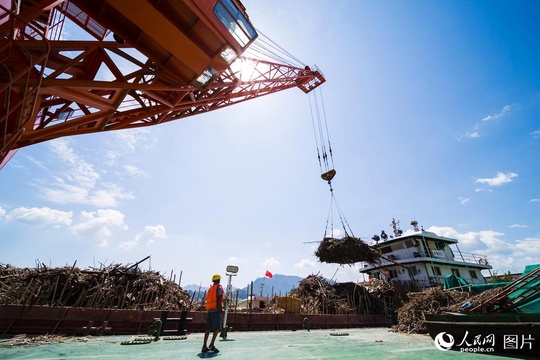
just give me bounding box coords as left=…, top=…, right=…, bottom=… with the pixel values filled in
left=0, top=0, right=325, bottom=167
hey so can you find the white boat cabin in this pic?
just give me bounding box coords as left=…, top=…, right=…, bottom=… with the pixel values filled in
left=360, top=220, right=492, bottom=289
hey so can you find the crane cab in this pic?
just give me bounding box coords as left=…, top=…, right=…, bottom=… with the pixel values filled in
left=66, top=0, right=258, bottom=88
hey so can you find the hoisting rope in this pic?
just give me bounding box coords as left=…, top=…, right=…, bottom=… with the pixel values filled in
left=324, top=190, right=355, bottom=239
left=308, top=87, right=353, bottom=239
left=245, top=29, right=306, bottom=67
left=308, top=87, right=334, bottom=178
left=246, top=30, right=353, bottom=241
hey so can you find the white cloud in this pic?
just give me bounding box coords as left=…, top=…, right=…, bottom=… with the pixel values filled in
left=25, top=155, right=46, bottom=169
left=5, top=207, right=72, bottom=227
left=488, top=237, right=540, bottom=274
left=427, top=226, right=507, bottom=249
left=136, top=225, right=167, bottom=245
left=114, top=128, right=155, bottom=152
left=426, top=226, right=540, bottom=274
left=123, top=165, right=148, bottom=178
left=481, top=105, right=513, bottom=122
left=48, top=139, right=100, bottom=188
left=261, top=257, right=281, bottom=268
left=529, top=130, right=540, bottom=139
left=458, top=197, right=470, bottom=205
left=294, top=259, right=316, bottom=268
left=71, top=209, right=128, bottom=246
left=529, top=199, right=540, bottom=203
left=461, top=104, right=513, bottom=140
left=105, top=150, right=121, bottom=167
left=119, top=225, right=167, bottom=249
left=509, top=224, right=527, bottom=229
left=0, top=206, right=5, bottom=217
left=327, top=228, right=344, bottom=238
left=514, top=237, right=540, bottom=257
left=38, top=139, right=134, bottom=207
left=476, top=171, right=517, bottom=186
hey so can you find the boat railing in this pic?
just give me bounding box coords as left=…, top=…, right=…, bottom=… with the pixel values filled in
left=455, top=251, right=489, bottom=265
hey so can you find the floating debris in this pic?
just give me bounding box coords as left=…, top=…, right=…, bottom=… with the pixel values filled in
left=0, top=334, right=88, bottom=348
left=315, top=236, right=381, bottom=265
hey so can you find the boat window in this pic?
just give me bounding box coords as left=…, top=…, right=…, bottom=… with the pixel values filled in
left=469, top=270, right=478, bottom=279
left=380, top=246, right=393, bottom=254
left=214, top=0, right=257, bottom=47
left=403, top=239, right=416, bottom=248
left=407, top=266, right=418, bottom=277
left=431, top=266, right=441, bottom=276
left=451, top=268, right=461, bottom=277
left=435, top=242, right=445, bottom=250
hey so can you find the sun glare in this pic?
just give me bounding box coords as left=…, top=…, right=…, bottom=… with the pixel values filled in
left=231, top=58, right=257, bottom=82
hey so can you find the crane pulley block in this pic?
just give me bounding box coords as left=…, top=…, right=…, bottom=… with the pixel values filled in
left=321, top=169, right=336, bottom=182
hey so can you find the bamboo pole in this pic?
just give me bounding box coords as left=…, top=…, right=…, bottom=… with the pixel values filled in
left=18, top=278, right=34, bottom=304
left=57, top=261, right=77, bottom=306
left=118, top=280, right=130, bottom=309
left=49, top=275, right=60, bottom=306
left=135, top=279, right=147, bottom=309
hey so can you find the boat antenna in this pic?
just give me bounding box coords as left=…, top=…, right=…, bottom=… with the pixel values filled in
left=411, top=220, right=419, bottom=232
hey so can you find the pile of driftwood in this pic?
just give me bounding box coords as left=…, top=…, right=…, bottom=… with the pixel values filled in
left=0, top=262, right=190, bottom=310
left=391, top=287, right=469, bottom=334
left=315, top=236, right=381, bottom=264
left=391, top=286, right=511, bottom=334
left=278, top=275, right=397, bottom=315
left=333, top=279, right=397, bottom=316
left=288, top=274, right=346, bottom=314
left=444, top=286, right=507, bottom=313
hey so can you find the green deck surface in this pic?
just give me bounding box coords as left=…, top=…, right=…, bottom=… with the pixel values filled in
left=1, top=328, right=535, bottom=360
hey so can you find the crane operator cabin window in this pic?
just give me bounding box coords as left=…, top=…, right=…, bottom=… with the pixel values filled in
left=214, top=0, right=257, bottom=47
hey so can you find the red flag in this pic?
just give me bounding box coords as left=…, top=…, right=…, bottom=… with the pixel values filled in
left=265, top=270, right=273, bottom=278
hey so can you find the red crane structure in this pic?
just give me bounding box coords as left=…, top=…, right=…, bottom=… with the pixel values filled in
left=0, top=0, right=325, bottom=167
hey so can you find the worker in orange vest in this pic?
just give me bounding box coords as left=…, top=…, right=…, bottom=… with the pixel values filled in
left=201, top=274, right=224, bottom=353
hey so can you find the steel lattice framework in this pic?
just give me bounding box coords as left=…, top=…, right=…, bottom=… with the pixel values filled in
left=0, top=0, right=325, bottom=166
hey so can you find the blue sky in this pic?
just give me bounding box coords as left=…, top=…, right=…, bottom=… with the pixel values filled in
left=1, top=0, right=539, bottom=288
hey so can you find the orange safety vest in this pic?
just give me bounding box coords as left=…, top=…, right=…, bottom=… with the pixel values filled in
left=205, top=284, right=223, bottom=311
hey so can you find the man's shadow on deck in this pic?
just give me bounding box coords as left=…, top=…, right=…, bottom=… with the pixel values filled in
left=197, top=352, right=220, bottom=358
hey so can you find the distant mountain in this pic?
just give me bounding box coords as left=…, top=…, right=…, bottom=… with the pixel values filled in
left=246, top=274, right=302, bottom=297
left=183, top=284, right=208, bottom=292
left=183, top=274, right=303, bottom=300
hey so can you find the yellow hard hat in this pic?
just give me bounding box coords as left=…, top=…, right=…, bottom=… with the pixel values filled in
left=212, top=274, right=221, bottom=281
